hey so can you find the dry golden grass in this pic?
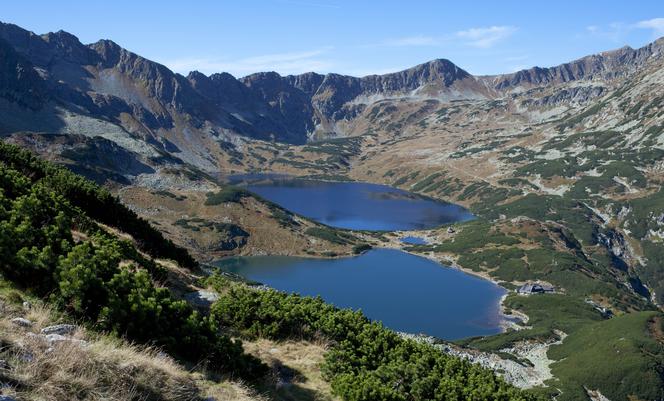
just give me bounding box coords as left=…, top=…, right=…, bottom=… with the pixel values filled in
left=243, top=338, right=339, bottom=401
left=0, top=298, right=334, bottom=401
left=203, top=380, right=268, bottom=401
left=0, top=266, right=338, bottom=401
left=0, top=301, right=201, bottom=401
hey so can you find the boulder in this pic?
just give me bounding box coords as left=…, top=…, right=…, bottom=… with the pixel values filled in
left=44, top=333, right=87, bottom=347
left=41, top=324, right=76, bottom=335
left=185, top=290, right=219, bottom=308
left=10, top=317, right=32, bottom=327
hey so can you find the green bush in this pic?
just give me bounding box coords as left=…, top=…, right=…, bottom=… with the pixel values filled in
left=352, top=243, right=372, bottom=254
left=0, top=151, right=265, bottom=379
left=305, top=227, right=355, bottom=245
left=209, top=279, right=540, bottom=401
left=0, top=142, right=196, bottom=268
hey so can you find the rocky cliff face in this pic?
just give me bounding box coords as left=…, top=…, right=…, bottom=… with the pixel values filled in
left=0, top=37, right=46, bottom=110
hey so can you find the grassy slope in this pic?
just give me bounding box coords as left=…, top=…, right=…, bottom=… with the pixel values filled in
left=405, top=215, right=662, bottom=401
left=547, top=311, right=663, bottom=401
left=0, top=278, right=338, bottom=401
left=117, top=185, right=364, bottom=261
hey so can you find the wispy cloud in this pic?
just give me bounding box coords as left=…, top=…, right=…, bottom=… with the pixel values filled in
left=502, top=55, right=530, bottom=72
left=164, top=48, right=334, bottom=77
left=635, top=17, right=664, bottom=38
left=584, top=18, right=664, bottom=43
left=376, top=25, right=517, bottom=49
left=343, top=66, right=414, bottom=77
left=455, top=26, right=517, bottom=48
left=584, top=22, right=628, bottom=42
left=384, top=35, right=439, bottom=47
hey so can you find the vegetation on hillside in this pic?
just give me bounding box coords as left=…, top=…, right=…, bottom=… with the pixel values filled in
left=208, top=276, right=541, bottom=401
left=0, top=297, right=204, bottom=401
left=0, top=142, right=196, bottom=268
left=0, top=142, right=539, bottom=400
left=0, top=142, right=265, bottom=378
left=405, top=215, right=662, bottom=401
left=547, top=311, right=663, bottom=401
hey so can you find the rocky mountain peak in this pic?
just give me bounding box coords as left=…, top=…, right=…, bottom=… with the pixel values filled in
left=284, top=71, right=325, bottom=96
left=88, top=39, right=137, bottom=69
left=41, top=30, right=94, bottom=64
left=408, top=58, right=470, bottom=82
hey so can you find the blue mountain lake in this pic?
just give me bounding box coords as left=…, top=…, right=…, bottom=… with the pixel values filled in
left=217, top=249, right=505, bottom=340
left=401, top=236, right=429, bottom=245
left=229, top=175, right=474, bottom=231
left=220, top=175, right=503, bottom=339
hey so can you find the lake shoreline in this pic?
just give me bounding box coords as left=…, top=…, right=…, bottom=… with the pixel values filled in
left=375, top=244, right=523, bottom=334
left=216, top=247, right=506, bottom=340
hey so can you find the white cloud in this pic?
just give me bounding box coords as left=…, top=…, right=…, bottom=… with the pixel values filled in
left=455, top=26, right=517, bottom=48
left=384, top=35, right=439, bottom=47
left=584, top=19, right=664, bottom=42
left=583, top=22, right=628, bottom=42
left=164, top=48, right=334, bottom=77
left=378, top=26, right=517, bottom=49
left=502, top=55, right=530, bottom=73
left=635, top=17, right=664, bottom=37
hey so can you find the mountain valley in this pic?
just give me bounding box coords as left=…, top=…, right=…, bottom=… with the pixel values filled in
left=0, top=20, right=663, bottom=401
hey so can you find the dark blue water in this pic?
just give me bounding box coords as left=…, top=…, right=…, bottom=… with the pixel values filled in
left=229, top=175, right=474, bottom=231
left=401, top=236, right=429, bottom=245
left=217, top=249, right=505, bottom=340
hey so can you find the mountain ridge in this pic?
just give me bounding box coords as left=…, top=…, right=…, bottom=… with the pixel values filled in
left=1, top=20, right=661, bottom=160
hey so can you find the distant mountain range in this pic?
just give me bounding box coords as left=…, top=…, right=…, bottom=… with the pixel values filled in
left=1, top=21, right=662, bottom=171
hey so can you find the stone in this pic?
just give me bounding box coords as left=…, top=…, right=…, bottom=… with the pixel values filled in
left=22, top=301, right=31, bottom=311
left=10, top=317, right=32, bottom=327
left=41, top=324, right=76, bottom=335
left=17, top=351, right=33, bottom=363
left=184, top=290, right=219, bottom=308
left=44, top=333, right=87, bottom=347
left=0, top=395, right=17, bottom=401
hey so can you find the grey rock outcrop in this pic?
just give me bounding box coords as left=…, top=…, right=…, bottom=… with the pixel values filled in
left=41, top=324, right=76, bottom=335
left=185, top=290, right=220, bottom=308
left=10, top=317, right=32, bottom=328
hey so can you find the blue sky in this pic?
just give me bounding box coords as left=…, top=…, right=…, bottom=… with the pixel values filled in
left=3, top=1, right=664, bottom=77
